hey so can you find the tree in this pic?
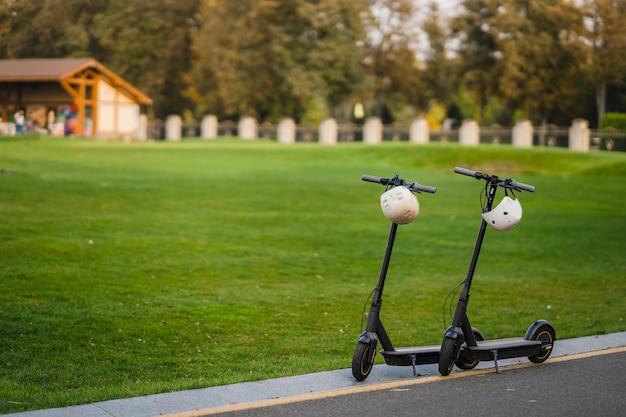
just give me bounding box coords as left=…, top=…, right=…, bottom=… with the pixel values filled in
left=581, top=0, right=626, bottom=127
left=420, top=2, right=458, bottom=114
left=188, top=0, right=294, bottom=120
left=450, top=0, right=502, bottom=123
left=499, top=0, right=586, bottom=127
left=296, top=0, right=368, bottom=120
left=451, top=0, right=588, bottom=127
left=91, top=0, right=199, bottom=118
left=188, top=0, right=368, bottom=122
left=361, top=0, right=422, bottom=119
left=1, top=0, right=108, bottom=58
left=0, top=0, right=198, bottom=119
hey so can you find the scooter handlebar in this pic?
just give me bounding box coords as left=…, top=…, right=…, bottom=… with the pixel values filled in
left=361, top=174, right=436, bottom=193
left=454, top=167, right=480, bottom=178
left=409, top=183, right=437, bottom=194
left=508, top=179, right=535, bottom=192
left=454, top=167, right=535, bottom=192
left=361, top=174, right=383, bottom=184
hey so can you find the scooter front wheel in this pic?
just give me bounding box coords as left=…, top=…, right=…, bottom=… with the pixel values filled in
left=439, top=335, right=462, bottom=376
left=352, top=341, right=376, bottom=381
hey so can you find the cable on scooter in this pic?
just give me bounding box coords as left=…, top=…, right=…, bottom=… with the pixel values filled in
left=359, top=287, right=377, bottom=333
left=480, top=181, right=489, bottom=211
left=443, top=280, right=465, bottom=328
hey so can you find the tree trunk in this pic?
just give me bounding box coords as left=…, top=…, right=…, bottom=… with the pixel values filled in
left=595, top=79, right=606, bottom=128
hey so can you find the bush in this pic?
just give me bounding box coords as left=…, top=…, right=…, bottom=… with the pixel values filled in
left=601, top=112, right=626, bottom=130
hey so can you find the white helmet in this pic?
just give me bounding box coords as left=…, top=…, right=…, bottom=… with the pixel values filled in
left=380, top=186, right=420, bottom=224
left=482, top=196, right=522, bottom=231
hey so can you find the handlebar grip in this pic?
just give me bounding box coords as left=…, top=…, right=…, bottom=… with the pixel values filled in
left=361, top=174, right=383, bottom=184
left=509, top=180, right=535, bottom=192
left=410, top=183, right=437, bottom=194
left=454, top=167, right=479, bottom=177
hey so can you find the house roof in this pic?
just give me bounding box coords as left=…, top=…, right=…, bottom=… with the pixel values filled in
left=0, top=58, right=152, bottom=105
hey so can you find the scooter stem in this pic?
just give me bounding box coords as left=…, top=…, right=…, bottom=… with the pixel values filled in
left=364, top=222, right=398, bottom=351
left=451, top=180, right=499, bottom=339
left=371, top=222, right=398, bottom=306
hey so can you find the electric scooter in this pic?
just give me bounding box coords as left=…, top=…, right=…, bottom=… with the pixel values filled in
left=352, top=173, right=442, bottom=381
left=438, top=167, right=556, bottom=376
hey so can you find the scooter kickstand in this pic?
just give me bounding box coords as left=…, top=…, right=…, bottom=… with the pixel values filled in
left=491, top=350, right=501, bottom=374
left=410, top=355, right=420, bottom=377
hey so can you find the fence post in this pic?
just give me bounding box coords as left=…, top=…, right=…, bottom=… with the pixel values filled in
left=277, top=117, right=296, bottom=144
left=238, top=116, right=258, bottom=140
left=165, top=115, right=182, bottom=141
left=409, top=117, right=429, bottom=144
left=319, top=118, right=337, bottom=145
left=363, top=117, right=382, bottom=144
left=459, top=119, right=479, bottom=146
left=569, top=118, right=590, bottom=152
left=201, top=115, right=218, bottom=139
left=138, top=114, right=148, bottom=141
left=512, top=119, right=533, bottom=148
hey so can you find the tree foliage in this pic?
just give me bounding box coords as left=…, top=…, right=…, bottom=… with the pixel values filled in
left=1, top=0, right=625, bottom=126
left=187, top=0, right=368, bottom=122
left=421, top=2, right=458, bottom=110
left=581, top=0, right=626, bottom=126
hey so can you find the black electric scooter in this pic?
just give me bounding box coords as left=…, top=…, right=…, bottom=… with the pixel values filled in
left=438, top=167, right=556, bottom=376
left=352, top=173, right=442, bottom=381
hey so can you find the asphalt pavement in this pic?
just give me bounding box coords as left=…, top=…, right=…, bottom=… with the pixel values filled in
left=5, top=332, right=626, bottom=417
left=207, top=349, right=626, bottom=417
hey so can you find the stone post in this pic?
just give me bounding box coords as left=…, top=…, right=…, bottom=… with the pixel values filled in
left=319, top=118, right=338, bottom=145
left=459, top=119, right=479, bottom=146
left=201, top=115, right=218, bottom=139
left=138, top=114, right=148, bottom=141
left=569, top=118, right=590, bottom=152
left=165, top=114, right=182, bottom=141
left=363, top=117, right=383, bottom=144
left=277, top=117, right=296, bottom=144
left=238, top=116, right=258, bottom=140
left=409, top=117, right=429, bottom=144
left=512, top=119, right=533, bottom=148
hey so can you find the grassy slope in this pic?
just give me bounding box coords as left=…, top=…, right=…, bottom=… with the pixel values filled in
left=0, top=137, right=624, bottom=412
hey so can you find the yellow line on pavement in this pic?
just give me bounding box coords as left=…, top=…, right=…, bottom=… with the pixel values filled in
left=163, top=346, right=626, bottom=417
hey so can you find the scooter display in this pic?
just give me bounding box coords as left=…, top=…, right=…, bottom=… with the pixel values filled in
left=438, top=167, right=555, bottom=376
left=352, top=173, right=441, bottom=381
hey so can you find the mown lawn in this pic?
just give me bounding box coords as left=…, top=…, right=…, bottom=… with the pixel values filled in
left=1, top=136, right=624, bottom=413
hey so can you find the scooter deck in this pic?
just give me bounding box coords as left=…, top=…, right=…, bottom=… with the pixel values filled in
left=380, top=345, right=440, bottom=366
left=463, top=337, right=543, bottom=360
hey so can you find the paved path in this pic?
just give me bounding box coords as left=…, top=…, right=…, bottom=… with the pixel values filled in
left=5, top=332, right=626, bottom=417
left=204, top=349, right=626, bottom=417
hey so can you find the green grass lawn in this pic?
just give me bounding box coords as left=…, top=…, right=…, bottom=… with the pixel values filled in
left=1, top=136, right=625, bottom=413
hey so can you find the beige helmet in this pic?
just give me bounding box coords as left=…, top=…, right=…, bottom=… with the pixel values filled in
left=482, top=196, right=522, bottom=231
left=380, top=186, right=420, bottom=224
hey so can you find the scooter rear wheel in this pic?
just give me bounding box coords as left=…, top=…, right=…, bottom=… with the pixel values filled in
left=455, top=328, right=484, bottom=370
left=439, top=335, right=462, bottom=376
left=527, top=323, right=556, bottom=363
left=352, top=341, right=376, bottom=381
